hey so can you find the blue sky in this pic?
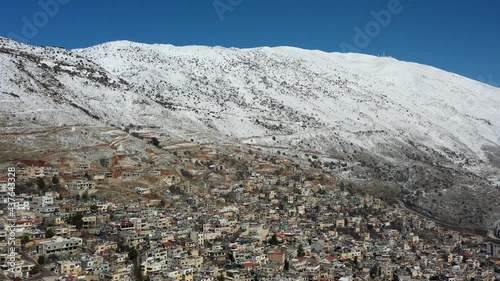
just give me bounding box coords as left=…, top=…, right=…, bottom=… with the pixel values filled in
left=1, top=0, right=499, bottom=86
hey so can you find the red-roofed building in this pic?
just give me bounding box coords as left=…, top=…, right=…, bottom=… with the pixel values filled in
left=15, top=219, right=40, bottom=227
left=267, top=251, right=285, bottom=264
left=162, top=241, right=173, bottom=248
left=19, top=160, right=48, bottom=167
left=120, top=219, right=134, bottom=230
left=0, top=177, right=8, bottom=191
left=160, top=170, right=172, bottom=176
left=242, top=262, right=260, bottom=269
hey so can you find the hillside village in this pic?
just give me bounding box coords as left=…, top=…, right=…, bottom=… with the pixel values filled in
left=1, top=136, right=500, bottom=281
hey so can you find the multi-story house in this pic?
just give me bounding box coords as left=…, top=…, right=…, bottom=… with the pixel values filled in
left=9, top=200, right=30, bottom=211
left=141, top=261, right=169, bottom=277
left=67, top=180, right=95, bottom=197
left=82, top=215, right=98, bottom=230
left=32, top=195, right=54, bottom=207
left=94, top=241, right=118, bottom=255
left=36, top=236, right=83, bottom=255
left=56, top=260, right=82, bottom=275
left=0, top=254, right=36, bottom=279
left=100, top=268, right=132, bottom=281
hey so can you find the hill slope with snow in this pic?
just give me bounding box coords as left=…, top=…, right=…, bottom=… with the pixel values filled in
left=1, top=37, right=499, bottom=229
left=75, top=41, right=500, bottom=160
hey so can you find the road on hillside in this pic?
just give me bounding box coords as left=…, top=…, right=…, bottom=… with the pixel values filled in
left=397, top=199, right=500, bottom=242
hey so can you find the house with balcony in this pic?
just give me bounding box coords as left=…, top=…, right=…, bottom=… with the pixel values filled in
left=56, top=260, right=82, bottom=275
left=67, top=179, right=95, bottom=197
left=36, top=236, right=83, bottom=255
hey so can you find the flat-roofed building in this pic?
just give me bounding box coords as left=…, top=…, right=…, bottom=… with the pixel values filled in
left=36, top=236, right=83, bottom=255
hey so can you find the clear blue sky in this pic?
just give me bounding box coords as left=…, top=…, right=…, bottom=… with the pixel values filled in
left=1, top=0, right=499, bottom=86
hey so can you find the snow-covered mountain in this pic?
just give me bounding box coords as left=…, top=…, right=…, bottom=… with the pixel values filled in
left=1, top=37, right=499, bottom=228
left=73, top=40, right=500, bottom=157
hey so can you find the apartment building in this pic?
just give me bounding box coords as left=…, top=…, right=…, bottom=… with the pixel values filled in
left=36, top=236, right=83, bottom=255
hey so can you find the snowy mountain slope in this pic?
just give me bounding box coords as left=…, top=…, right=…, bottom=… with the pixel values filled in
left=0, top=37, right=217, bottom=138
left=75, top=41, right=500, bottom=158
left=1, top=36, right=499, bottom=228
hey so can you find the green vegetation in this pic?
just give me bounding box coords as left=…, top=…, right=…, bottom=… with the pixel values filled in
left=151, top=137, right=160, bottom=147
left=269, top=233, right=280, bottom=245
left=37, top=255, right=46, bottom=265
left=21, top=234, right=31, bottom=249
left=45, top=228, right=55, bottom=238
left=29, top=264, right=41, bottom=275
left=36, top=177, right=46, bottom=189
left=180, top=168, right=193, bottom=178
left=90, top=204, right=99, bottom=212
left=51, top=175, right=59, bottom=184
left=297, top=244, right=305, bottom=258
left=66, top=213, right=84, bottom=230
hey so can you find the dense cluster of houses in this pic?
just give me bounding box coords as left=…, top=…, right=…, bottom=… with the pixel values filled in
left=0, top=143, right=499, bottom=280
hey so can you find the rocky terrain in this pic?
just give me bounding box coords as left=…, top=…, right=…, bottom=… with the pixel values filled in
left=0, top=36, right=499, bottom=230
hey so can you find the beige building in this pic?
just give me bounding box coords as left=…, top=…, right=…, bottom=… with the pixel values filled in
left=336, top=219, right=345, bottom=228
left=82, top=215, right=98, bottom=230
left=45, top=215, right=65, bottom=226
left=57, top=260, right=81, bottom=275
left=165, top=267, right=194, bottom=281
left=67, top=180, right=95, bottom=197
left=173, top=256, right=204, bottom=269
left=267, top=251, right=285, bottom=264
left=1, top=258, right=36, bottom=279
left=100, top=267, right=132, bottom=281
left=95, top=242, right=118, bottom=255
left=141, top=261, right=168, bottom=276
